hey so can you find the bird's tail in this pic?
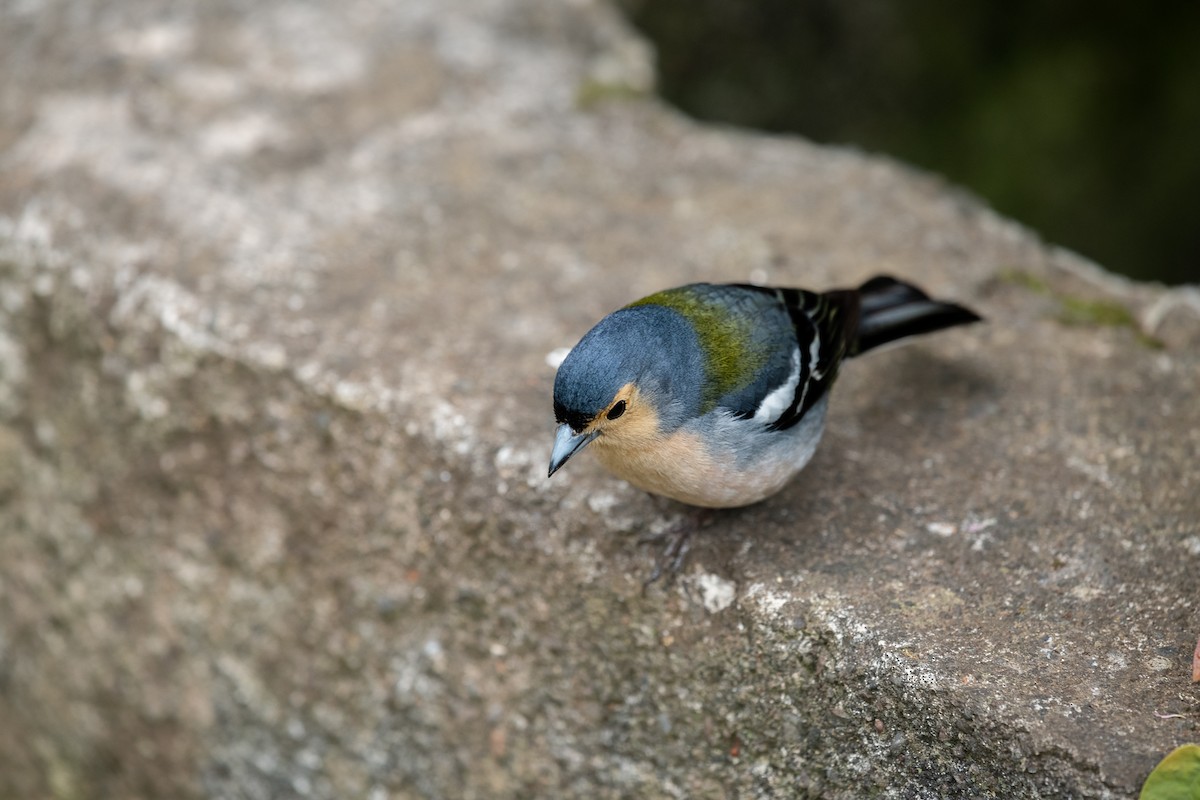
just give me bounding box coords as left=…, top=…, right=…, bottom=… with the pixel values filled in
left=851, top=276, right=981, bottom=356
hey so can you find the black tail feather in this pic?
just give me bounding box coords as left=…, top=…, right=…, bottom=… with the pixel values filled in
left=852, top=276, right=981, bottom=356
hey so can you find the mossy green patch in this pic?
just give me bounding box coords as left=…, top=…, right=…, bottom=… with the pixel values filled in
left=998, top=268, right=1052, bottom=295
left=1056, top=294, right=1164, bottom=347
left=628, top=288, right=764, bottom=412
left=1000, top=267, right=1163, bottom=348
left=575, top=80, right=648, bottom=110
left=1057, top=295, right=1136, bottom=327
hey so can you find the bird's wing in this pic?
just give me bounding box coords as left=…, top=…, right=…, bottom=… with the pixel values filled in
left=628, top=283, right=859, bottom=428
left=725, top=284, right=860, bottom=431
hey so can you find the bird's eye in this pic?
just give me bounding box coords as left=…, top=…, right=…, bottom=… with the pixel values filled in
left=606, top=400, right=627, bottom=420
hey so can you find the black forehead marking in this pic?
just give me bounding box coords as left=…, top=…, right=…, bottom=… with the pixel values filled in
left=554, top=399, right=592, bottom=432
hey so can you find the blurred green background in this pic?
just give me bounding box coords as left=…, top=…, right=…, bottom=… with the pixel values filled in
left=619, top=0, right=1200, bottom=285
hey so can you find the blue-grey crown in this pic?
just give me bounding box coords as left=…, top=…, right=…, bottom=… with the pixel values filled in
left=553, top=305, right=704, bottom=432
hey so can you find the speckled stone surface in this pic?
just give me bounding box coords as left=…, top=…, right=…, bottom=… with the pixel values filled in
left=0, top=1, right=1197, bottom=798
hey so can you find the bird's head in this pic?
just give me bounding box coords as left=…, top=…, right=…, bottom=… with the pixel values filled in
left=548, top=304, right=703, bottom=477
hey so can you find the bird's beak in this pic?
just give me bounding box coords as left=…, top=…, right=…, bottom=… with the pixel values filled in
left=548, top=424, right=599, bottom=477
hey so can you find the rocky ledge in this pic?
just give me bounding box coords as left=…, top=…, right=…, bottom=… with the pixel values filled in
left=0, top=1, right=1197, bottom=798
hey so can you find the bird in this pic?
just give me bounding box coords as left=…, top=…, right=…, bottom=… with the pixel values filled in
left=548, top=275, right=981, bottom=511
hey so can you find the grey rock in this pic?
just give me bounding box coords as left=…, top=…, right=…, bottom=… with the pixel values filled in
left=0, top=0, right=1196, bottom=798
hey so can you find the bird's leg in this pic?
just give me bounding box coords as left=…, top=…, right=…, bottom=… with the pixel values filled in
left=638, top=509, right=714, bottom=591
left=640, top=528, right=692, bottom=590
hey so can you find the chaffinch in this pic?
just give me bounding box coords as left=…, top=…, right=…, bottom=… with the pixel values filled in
left=549, top=276, right=981, bottom=509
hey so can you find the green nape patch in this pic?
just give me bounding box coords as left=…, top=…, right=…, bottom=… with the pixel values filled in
left=999, top=267, right=1163, bottom=348
left=627, top=288, right=764, bottom=411
left=1139, top=743, right=1200, bottom=800
left=575, top=79, right=648, bottom=110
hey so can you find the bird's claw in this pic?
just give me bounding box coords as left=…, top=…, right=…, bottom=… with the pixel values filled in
left=639, top=527, right=694, bottom=592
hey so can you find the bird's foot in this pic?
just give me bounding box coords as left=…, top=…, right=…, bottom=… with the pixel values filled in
left=639, top=528, right=692, bottom=591
left=638, top=511, right=713, bottom=591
